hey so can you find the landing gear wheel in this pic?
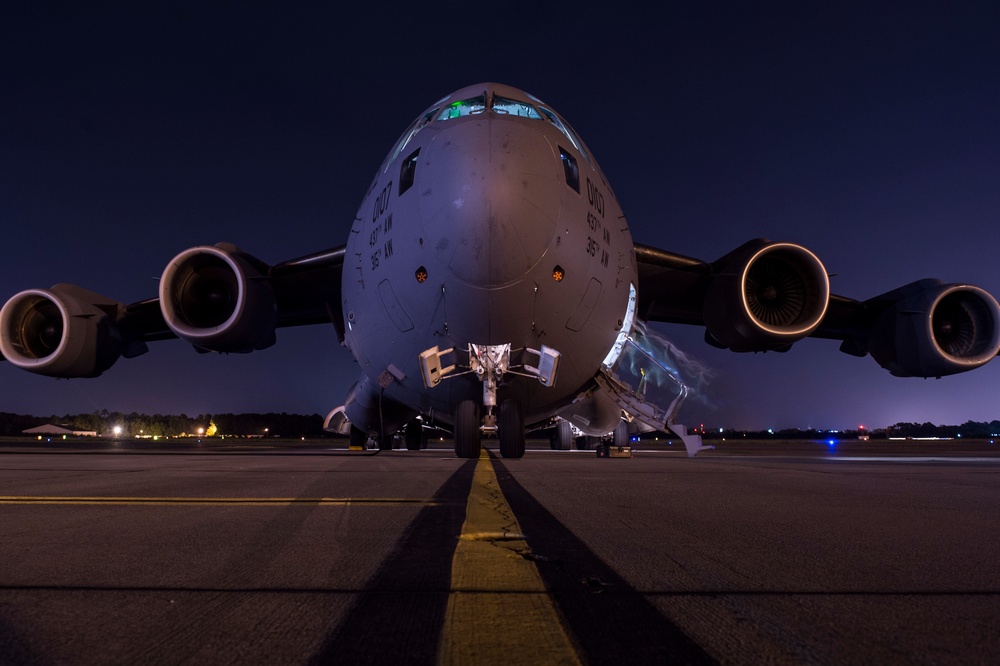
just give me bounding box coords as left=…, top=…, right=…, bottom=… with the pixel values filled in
left=550, top=420, right=572, bottom=450
left=404, top=420, right=424, bottom=451
left=454, top=400, right=481, bottom=459
left=498, top=400, right=525, bottom=459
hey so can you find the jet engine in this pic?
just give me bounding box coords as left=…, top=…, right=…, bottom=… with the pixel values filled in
left=704, top=240, right=830, bottom=352
left=159, top=243, right=277, bottom=353
left=867, top=280, right=1000, bottom=378
left=0, top=284, right=130, bottom=377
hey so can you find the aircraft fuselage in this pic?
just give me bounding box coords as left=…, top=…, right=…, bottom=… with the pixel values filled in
left=341, top=83, right=637, bottom=435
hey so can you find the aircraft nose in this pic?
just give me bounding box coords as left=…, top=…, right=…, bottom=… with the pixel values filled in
left=420, top=117, right=560, bottom=287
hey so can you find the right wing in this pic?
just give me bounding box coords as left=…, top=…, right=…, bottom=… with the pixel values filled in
left=634, top=239, right=1000, bottom=378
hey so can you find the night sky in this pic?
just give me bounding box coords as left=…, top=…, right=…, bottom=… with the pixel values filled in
left=2, top=2, right=999, bottom=430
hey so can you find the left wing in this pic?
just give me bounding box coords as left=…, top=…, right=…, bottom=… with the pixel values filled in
left=634, top=239, right=1000, bottom=377
left=0, top=243, right=345, bottom=378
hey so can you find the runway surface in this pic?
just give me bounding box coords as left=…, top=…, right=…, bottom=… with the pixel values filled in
left=2, top=438, right=999, bottom=664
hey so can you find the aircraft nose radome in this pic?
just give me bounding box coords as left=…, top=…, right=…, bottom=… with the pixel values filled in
left=421, top=118, right=560, bottom=287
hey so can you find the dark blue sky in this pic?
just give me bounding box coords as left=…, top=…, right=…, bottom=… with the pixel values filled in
left=2, top=2, right=998, bottom=429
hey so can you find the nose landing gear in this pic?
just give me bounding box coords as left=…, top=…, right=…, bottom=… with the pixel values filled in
left=421, top=343, right=560, bottom=460
left=452, top=398, right=526, bottom=459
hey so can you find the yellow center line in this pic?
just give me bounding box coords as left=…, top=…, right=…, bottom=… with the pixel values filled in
left=437, top=448, right=581, bottom=665
left=0, top=496, right=441, bottom=506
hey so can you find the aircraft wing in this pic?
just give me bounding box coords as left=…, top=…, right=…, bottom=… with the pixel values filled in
left=634, top=240, right=1000, bottom=377
left=0, top=244, right=345, bottom=377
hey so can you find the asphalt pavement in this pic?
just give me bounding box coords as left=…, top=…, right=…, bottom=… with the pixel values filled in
left=1, top=439, right=999, bottom=664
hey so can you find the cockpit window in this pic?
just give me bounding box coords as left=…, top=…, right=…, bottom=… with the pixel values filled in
left=538, top=106, right=589, bottom=163
left=491, top=96, right=542, bottom=119
left=385, top=107, right=439, bottom=172
left=436, top=95, right=487, bottom=121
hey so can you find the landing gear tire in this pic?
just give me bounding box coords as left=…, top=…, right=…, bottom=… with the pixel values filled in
left=404, top=420, right=424, bottom=451
left=498, top=400, right=525, bottom=459
left=550, top=420, right=572, bottom=451
left=454, top=400, right=481, bottom=459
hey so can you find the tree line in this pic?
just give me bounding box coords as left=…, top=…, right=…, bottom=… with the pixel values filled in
left=0, top=411, right=328, bottom=438
left=4, top=411, right=999, bottom=440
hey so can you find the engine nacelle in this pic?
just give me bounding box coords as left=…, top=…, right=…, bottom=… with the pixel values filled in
left=704, top=240, right=830, bottom=352
left=868, top=280, right=1000, bottom=377
left=0, top=284, right=128, bottom=377
left=159, top=243, right=277, bottom=353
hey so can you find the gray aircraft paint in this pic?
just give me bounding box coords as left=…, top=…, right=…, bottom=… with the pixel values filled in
left=341, top=83, right=636, bottom=438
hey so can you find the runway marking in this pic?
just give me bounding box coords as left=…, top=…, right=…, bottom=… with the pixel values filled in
left=0, top=496, right=442, bottom=506
left=437, top=448, right=581, bottom=665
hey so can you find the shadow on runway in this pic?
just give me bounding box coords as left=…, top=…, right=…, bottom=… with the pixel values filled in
left=309, top=458, right=478, bottom=664
left=490, top=458, right=715, bottom=665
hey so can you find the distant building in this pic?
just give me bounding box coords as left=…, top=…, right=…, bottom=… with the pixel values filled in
left=23, top=424, right=98, bottom=437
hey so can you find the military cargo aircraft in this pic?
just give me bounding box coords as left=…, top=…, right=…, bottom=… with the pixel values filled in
left=3, top=83, right=998, bottom=459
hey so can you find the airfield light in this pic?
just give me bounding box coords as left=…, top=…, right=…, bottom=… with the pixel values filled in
left=552, top=266, right=565, bottom=282
left=113, top=426, right=123, bottom=437
left=197, top=427, right=205, bottom=436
